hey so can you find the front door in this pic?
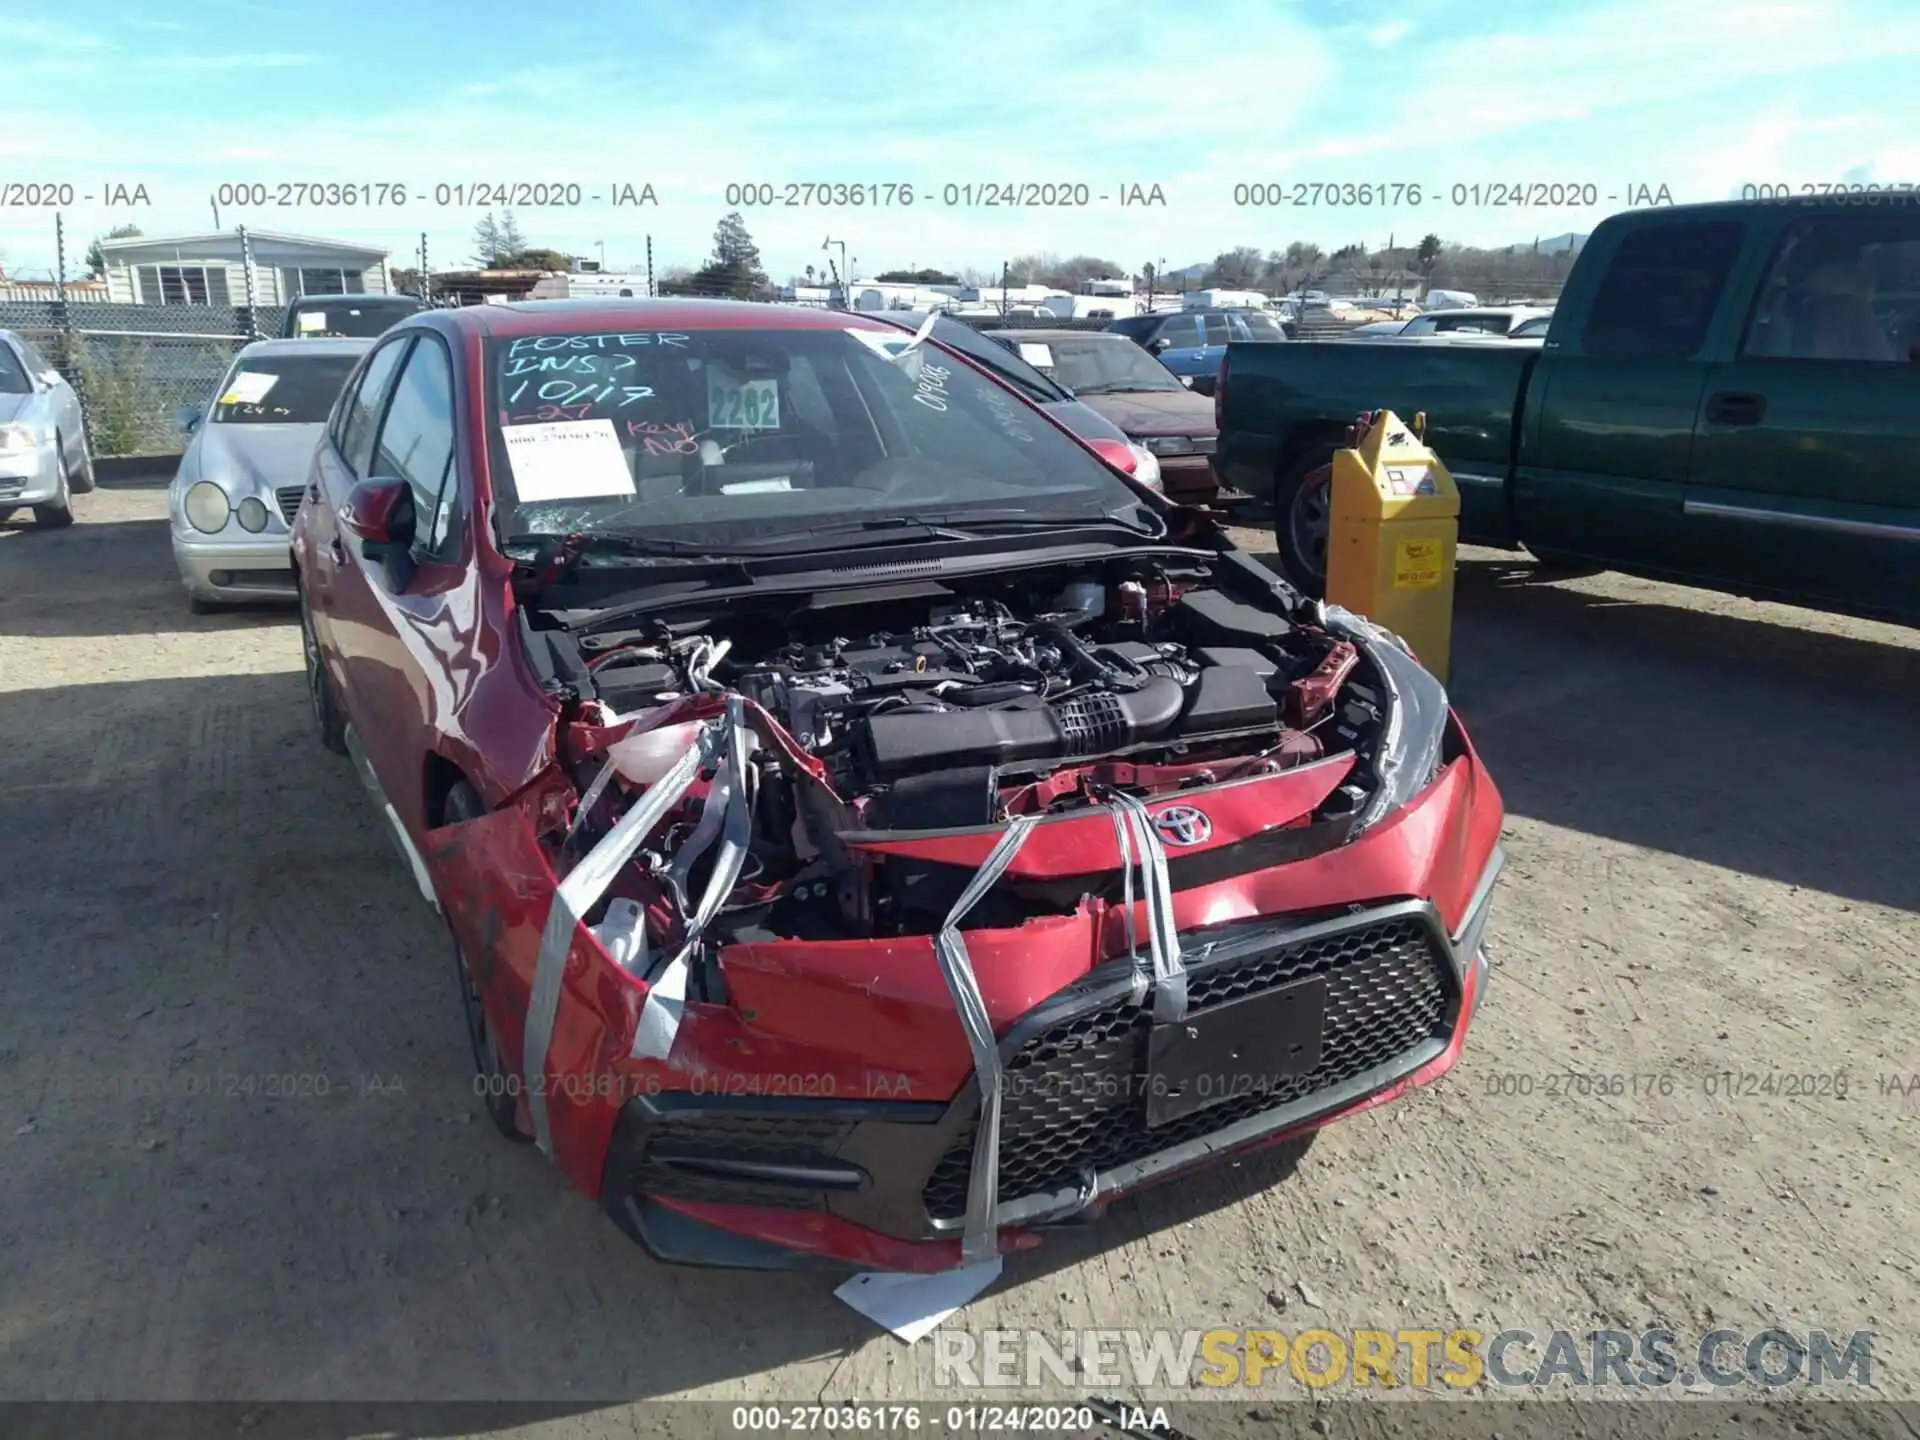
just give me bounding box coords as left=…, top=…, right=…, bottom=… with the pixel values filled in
left=1684, top=208, right=1920, bottom=616
left=1512, top=216, right=1748, bottom=572
left=333, top=331, right=471, bottom=839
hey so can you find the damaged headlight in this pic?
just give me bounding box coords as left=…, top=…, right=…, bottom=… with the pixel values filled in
left=1320, top=603, right=1449, bottom=835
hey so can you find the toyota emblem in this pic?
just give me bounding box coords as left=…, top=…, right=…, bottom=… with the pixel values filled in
left=1152, top=805, right=1212, bottom=847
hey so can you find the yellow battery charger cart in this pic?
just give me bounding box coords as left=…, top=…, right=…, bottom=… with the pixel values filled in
left=1324, top=409, right=1460, bottom=683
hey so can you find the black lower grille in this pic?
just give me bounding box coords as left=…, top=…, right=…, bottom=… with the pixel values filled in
left=633, top=1110, right=853, bottom=1211
left=922, top=912, right=1453, bottom=1222
left=275, top=486, right=305, bottom=525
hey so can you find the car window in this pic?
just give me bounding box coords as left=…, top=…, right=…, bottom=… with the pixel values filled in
left=935, top=323, right=1067, bottom=404
left=1741, top=212, right=1920, bottom=362
left=290, top=300, right=424, bottom=339
left=369, top=337, right=458, bottom=556
left=1581, top=220, right=1745, bottom=361
left=0, top=341, right=29, bottom=393
left=1043, top=338, right=1187, bottom=394
left=1152, top=316, right=1202, bottom=348
left=1400, top=316, right=1438, bottom=335
left=210, top=353, right=362, bottom=425
left=1106, top=317, right=1153, bottom=340
left=1433, top=313, right=1509, bottom=333
left=339, top=338, right=412, bottom=477
left=13, top=338, right=53, bottom=375
left=1237, top=312, right=1286, bottom=340
left=483, top=325, right=1142, bottom=544
left=1510, top=315, right=1552, bottom=338
left=1199, top=314, right=1239, bottom=346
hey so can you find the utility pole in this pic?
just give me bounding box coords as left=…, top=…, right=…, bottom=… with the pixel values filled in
left=646, top=235, right=654, bottom=297
left=1000, top=261, right=1010, bottom=316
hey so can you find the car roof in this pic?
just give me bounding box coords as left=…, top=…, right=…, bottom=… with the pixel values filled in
left=437, top=296, right=900, bottom=339
left=285, top=293, right=422, bottom=308
left=235, top=336, right=375, bottom=358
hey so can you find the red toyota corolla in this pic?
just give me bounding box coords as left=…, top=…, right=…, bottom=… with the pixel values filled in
left=292, top=298, right=1504, bottom=1272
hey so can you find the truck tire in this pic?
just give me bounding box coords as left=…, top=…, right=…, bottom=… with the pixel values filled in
left=443, top=780, right=535, bottom=1144
left=1272, top=447, right=1335, bottom=596
left=1527, top=548, right=1604, bottom=580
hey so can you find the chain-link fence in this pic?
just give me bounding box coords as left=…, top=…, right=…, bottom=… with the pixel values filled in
left=0, top=300, right=290, bottom=458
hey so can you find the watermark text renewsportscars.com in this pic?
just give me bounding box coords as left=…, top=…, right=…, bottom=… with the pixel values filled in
left=933, top=1327, right=1873, bottom=1392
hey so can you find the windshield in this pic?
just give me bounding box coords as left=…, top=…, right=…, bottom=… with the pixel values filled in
left=1037, top=338, right=1186, bottom=394
left=484, top=325, right=1146, bottom=543
left=1236, top=312, right=1287, bottom=339
left=0, top=344, right=30, bottom=394
left=1510, top=315, right=1551, bottom=337
left=211, top=354, right=361, bottom=424
left=288, top=301, right=422, bottom=338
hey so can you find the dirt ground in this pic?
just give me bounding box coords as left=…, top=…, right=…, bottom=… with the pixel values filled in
left=1, top=470, right=1915, bottom=1434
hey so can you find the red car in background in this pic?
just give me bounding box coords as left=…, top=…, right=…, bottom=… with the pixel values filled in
left=292, top=298, right=1505, bottom=1272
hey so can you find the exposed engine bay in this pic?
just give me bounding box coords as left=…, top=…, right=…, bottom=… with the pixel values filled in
left=518, top=554, right=1405, bottom=973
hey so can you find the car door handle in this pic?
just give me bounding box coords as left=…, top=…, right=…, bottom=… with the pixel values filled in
left=1704, top=391, right=1767, bottom=426
left=329, top=537, right=348, bottom=564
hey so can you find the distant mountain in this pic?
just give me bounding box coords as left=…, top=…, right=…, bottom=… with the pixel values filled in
left=1535, top=233, right=1586, bottom=254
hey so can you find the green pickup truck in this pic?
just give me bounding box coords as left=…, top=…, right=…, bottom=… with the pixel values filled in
left=1215, top=197, right=1920, bottom=621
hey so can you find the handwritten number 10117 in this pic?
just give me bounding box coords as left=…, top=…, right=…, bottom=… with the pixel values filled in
left=505, top=379, right=655, bottom=408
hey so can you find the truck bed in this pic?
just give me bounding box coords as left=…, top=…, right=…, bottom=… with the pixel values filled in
left=1215, top=339, right=1538, bottom=545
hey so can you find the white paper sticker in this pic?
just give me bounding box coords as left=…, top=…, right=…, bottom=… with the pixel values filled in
left=706, top=371, right=779, bottom=430
left=220, top=371, right=278, bottom=405
left=296, top=311, right=327, bottom=333
left=501, top=419, right=636, bottom=502
left=845, top=328, right=911, bottom=359
left=1017, top=343, right=1054, bottom=367
left=717, top=476, right=792, bottom=495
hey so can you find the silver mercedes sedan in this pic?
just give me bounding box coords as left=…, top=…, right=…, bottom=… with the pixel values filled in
left=169, top=337, right=369, bottom=612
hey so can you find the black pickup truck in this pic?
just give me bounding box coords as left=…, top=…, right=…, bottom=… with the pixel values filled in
left=1214, top=197, right=1920, bottom=621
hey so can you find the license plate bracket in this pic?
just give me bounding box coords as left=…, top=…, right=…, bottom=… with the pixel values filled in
left=1143, top=974, right=1329, bottom=1128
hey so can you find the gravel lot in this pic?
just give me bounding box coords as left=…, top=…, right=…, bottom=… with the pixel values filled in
left=2, top=470, right=1915, bottom=1434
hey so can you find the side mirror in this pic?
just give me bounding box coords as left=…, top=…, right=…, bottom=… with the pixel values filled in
left=175, top=404, right=204, bottom=434
left=1148, top=337, right=1172, bottom=354
left=341, top=477, right=417, bottom=588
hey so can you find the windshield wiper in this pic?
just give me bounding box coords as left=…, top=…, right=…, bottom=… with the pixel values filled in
left=503, top=531, right=756, bottom=585
left=1070, top=381, right=1179, bottom=396
left=724, top=507, right=1164, bottom=554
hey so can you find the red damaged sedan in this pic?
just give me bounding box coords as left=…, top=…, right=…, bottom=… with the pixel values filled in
left=292, top=298, right=1504, bottom=1272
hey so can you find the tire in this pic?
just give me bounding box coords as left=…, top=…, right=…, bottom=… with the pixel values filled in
left=443, top=780, right=535, bottom=1144
left=298, top=584, right=349, bottom=756
left=32, top=463, right=73, bottom=529
left=1271, top=446, right=1336, bottom=596
left=1526, top=548, right=1604, bottom=580
left=67, top=435, right=96, bottom=494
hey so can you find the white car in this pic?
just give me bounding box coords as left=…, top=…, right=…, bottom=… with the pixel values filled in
left=169, top=337, right=370, bottom=612
left=0, top=328, right=94, bottom=528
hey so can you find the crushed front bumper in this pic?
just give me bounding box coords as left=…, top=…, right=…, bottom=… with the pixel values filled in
left=422, top=697, right=1506, bottom=1273
left=598, top=868, right=1499, bottom=1270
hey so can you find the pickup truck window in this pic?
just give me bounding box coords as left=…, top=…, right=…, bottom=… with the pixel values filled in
left=1581, top=220, right=1744, bottom=361
left=1741, top=212, right=1920, bottom=363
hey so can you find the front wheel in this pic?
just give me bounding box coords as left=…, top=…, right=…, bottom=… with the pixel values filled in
left=68, top=436, right=96, bottom=494
left=1271, top=448, right=1335, bottom=596
left=33, top=465, right=73, bottom=529
left=443, top=780, right=534, bottom=1144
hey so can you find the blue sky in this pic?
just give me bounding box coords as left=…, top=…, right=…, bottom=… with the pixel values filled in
left=5, top=0, right=1920, bottom=282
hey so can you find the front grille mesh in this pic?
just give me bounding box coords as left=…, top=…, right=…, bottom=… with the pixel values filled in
left=922, top=913, right=1452, bottom=1222
left=274, top=486, right=305, bottom=525
left=634, top=1110, right=853, bottom=1211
